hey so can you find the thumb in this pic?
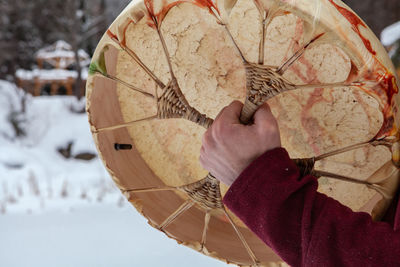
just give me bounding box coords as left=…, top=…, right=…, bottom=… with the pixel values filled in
left=217, top=100, right=243, bottom=124
left=253, top=102, right=277, bottom=130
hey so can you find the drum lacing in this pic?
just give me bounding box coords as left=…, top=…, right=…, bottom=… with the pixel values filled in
left=179, top=173, right=223, bottom=210
left=157, top=80, right=213, bottom=129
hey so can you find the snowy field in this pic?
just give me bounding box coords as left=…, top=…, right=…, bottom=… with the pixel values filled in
left=0, top=80, right=228, bottom=267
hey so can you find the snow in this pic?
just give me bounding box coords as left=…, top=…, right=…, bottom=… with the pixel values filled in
left=16, top=68, right=89, bottom=81
left=0, top=81, right=24, bottom=139
left=16, top=40, right=91, bottom=80
left=0, top=81, right=107, bottom=215
left=36, top=40, right=89, bottom=61
left=0, top=80, right=229, bottom=267
left=34, top=40, right=90, bottom=69
left=0, top=204, right=228, bottom=267
left=381, top=21, right=400, bottom=47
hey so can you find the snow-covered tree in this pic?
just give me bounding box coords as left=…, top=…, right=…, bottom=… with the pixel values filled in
left=0, top=0, right=130, bottom=97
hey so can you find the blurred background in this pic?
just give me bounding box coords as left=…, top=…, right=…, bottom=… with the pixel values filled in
left=0, top=0, right=399, bottom=266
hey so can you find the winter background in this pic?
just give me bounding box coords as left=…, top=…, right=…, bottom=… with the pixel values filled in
left=0, top=0, right=399, bottom=267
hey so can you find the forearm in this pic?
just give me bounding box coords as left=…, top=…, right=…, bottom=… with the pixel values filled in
left=223, top=148, right=400, bottom=266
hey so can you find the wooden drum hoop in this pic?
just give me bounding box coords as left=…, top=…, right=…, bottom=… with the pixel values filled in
left=86, top=0, right=400, bottom=265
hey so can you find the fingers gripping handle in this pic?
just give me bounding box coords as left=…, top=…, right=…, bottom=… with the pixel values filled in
left=239, top=98, right=260, bottom=125
left=239, top=98, right=318, bottom=178
left=206, top=99, right=260, bottom=188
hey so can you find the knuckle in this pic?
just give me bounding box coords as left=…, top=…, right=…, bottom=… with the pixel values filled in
left=220, top=106, right=228, bottom=114
left=212, top=121, right=222, bottom=138
left=214, top=121, right=229, bottom=141
left=258, top=117, right=279, bottom=132
left=201, top=132, right=207, bottom=145
left=271, top=121, right=280, bottom=133
left=228, top=100, right=243, bottom=114
left=199, top=154, right=205, bottom=168
left=262, top=124, right=278, bottom=135
left=214, top=107, right=227, bottom=122
left=200, top=145, right=205, bottom=155
left=230, top=100, right=243, bottom=108
left=202, top=129, right=213, bottom=146
left=260, top=102, right=271, bottom=111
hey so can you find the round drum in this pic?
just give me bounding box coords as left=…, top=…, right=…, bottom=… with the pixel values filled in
left=86, top=0, right=400, bottom=266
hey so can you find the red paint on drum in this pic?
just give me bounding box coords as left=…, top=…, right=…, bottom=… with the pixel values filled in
left=328, top=0, right=376, bottom=56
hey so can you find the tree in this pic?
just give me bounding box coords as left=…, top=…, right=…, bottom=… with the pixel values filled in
left=31, top=0, right=108, bottom=99
left=0, top=0, right=130, bottom=91
left=0, top=0, right=43, bottom=81
left=343, top=0, right=400, bottom=35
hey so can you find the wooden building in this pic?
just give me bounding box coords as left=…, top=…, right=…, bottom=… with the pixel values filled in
left=16, top=40, right=90, bottom=96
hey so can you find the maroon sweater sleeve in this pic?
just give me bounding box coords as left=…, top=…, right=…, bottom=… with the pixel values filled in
left=223, top=147, right=400, bottom=267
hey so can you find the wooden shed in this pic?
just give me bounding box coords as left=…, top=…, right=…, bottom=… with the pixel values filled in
left=16, top=40, right=90, bottom=96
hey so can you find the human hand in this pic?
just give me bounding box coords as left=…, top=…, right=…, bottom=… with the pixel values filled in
left=200, top=101, right=281, bottom=186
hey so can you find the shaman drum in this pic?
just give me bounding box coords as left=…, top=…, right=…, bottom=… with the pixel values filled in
left=86, top=0, right=400, bottom=266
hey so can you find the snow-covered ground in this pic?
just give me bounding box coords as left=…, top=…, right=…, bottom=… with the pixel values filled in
left=381, top=21, right=400, bottom=47
left=0, top=80, right=228, bottom=267
left=0, top=80, right=110, bottom=215
left=381, top=21, right=400, bottom=60
left=1, top=204, right=228, bottom=267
